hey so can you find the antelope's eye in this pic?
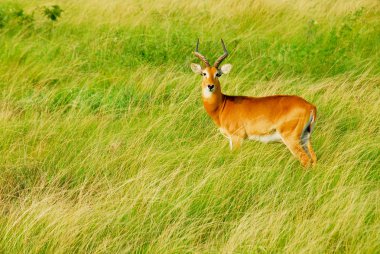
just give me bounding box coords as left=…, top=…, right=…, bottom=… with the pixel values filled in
left=216, top=73, right=222, bottom=77
left=201, top=73, right=206, bottom=76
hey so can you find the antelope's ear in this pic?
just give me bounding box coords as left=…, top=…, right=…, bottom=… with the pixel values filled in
left=220, top=64, right=232, bottom=74
left=190, top=63, right=202, bottom=74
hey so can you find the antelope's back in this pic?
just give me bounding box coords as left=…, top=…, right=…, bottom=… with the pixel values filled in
left=220, top=95, right=316, bottom=131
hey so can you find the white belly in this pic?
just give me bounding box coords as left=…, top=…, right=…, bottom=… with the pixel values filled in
left=248, top=132, right=282, bottom=143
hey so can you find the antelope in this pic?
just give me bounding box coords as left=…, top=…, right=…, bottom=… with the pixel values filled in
left=190, top=39, right=317, bottom=167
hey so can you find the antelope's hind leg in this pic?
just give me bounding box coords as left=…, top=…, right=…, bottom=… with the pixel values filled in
left=280, top=121, right=313, bottom=168
left=300, top=116, right=317, bottom=166
left=306, top=138, right=317, bottom=166
left=282, top=136, right=312, bottom=167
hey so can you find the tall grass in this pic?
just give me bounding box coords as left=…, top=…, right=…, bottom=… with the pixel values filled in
left=0, top=0, right=379, bottom=253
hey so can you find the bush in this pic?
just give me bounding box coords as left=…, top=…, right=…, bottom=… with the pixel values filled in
left=42, top=5, right=63, bottom=22
left=0, top=3, right=33, bottom=28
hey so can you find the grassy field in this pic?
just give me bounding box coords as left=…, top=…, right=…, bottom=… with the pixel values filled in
left=0, top=0, right=379, bottom=253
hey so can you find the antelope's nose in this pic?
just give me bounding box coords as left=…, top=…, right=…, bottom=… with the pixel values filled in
left=208, top=84, right=215, bottom=90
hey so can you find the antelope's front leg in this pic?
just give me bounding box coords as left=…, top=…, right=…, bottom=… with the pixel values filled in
left=228, top=135, right=243, bottom=150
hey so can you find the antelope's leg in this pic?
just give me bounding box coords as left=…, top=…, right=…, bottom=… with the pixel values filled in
left=306, top=138, right=317, bottom=166
left=279, top=118, right=313, bottom=167
left=229, top=135, right=243, bottom=150
left=281, top=136, right=312, bottom=167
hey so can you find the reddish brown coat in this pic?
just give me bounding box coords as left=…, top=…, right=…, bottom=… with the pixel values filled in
left=197, top=66, right=317, bottom=167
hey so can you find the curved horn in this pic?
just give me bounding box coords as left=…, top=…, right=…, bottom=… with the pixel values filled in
left=214, top=39, right=229, bottom=68
left=193, top=39, right=210, bottom=67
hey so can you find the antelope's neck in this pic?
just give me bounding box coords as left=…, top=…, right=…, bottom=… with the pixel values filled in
left=202, top=91, right=225, bottom=127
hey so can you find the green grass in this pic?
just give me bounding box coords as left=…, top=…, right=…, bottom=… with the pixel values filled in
left=0, top=0, right=379, bottom=253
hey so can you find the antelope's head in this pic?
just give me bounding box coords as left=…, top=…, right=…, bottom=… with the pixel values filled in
left=190, top=39, right=232, bottom=99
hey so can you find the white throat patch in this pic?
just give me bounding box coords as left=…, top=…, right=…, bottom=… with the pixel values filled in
left=202, top=87, right=214, bottom=99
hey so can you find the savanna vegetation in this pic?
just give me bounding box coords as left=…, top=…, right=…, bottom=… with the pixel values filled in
left=0, top=0, right=379, bottom=253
